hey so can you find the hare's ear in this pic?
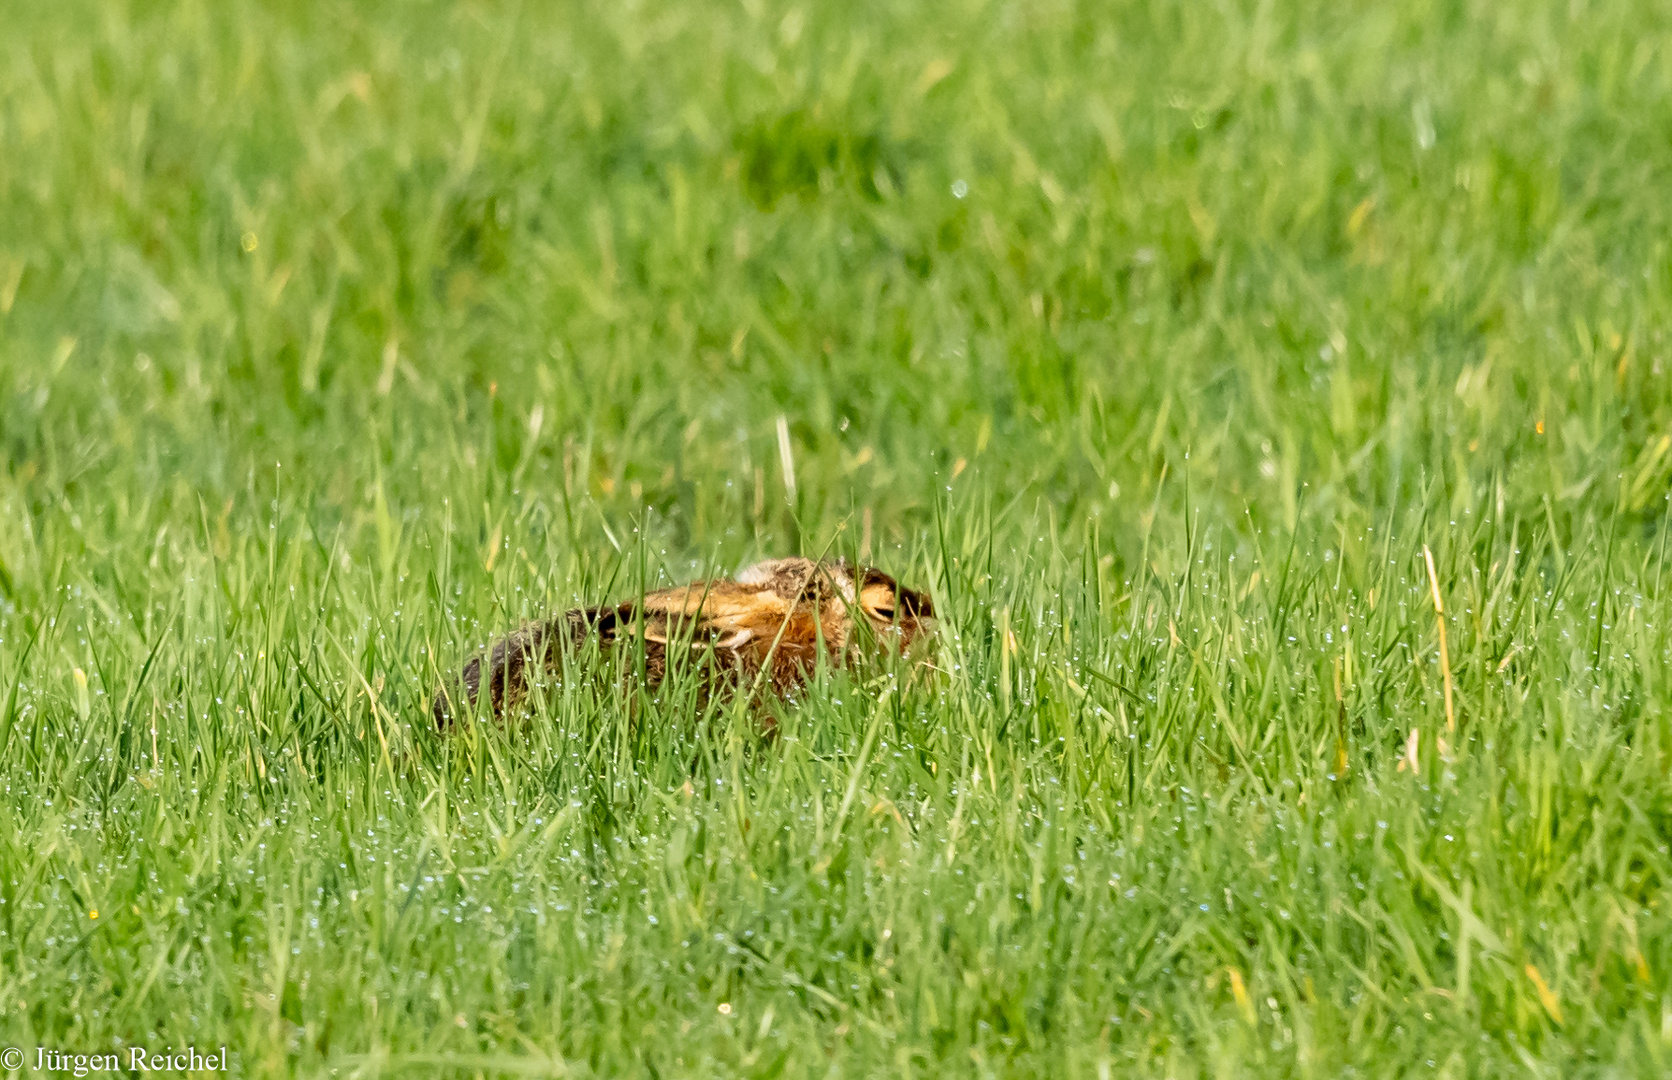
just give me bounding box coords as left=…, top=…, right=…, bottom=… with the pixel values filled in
left=563, top=603, right=635, bottom=648
left=639, top=610, right=679, bottom=645
left=897, top=586, right=933, bottom=619
left=858, top=569, right=902, bottom=619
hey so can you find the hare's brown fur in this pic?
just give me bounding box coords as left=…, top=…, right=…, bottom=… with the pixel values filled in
left=432, top=557, right=933, bottom=728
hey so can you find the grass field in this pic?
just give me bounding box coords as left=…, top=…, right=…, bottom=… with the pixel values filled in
left=4, top=0, right=1672, bottom=1074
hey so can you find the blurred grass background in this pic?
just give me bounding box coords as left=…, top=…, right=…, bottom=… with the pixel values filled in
left=2, top=0, right=1672, bottom=1074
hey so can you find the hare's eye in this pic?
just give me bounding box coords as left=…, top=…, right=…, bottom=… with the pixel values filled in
left=872, top=606, right=896, bottom=620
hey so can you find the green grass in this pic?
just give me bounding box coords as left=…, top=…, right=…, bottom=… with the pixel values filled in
left=4, top=0, right=1672, bottom=1074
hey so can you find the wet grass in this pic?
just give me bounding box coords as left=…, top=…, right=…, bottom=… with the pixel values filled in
left=3, top=0, right=1672, bottom=1074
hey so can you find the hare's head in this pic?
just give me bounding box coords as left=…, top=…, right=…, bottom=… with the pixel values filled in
left=736, top=557, right=934, bottom=650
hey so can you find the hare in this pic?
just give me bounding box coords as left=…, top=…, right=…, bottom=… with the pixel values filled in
left=432, top=557, right=933, bottom=728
